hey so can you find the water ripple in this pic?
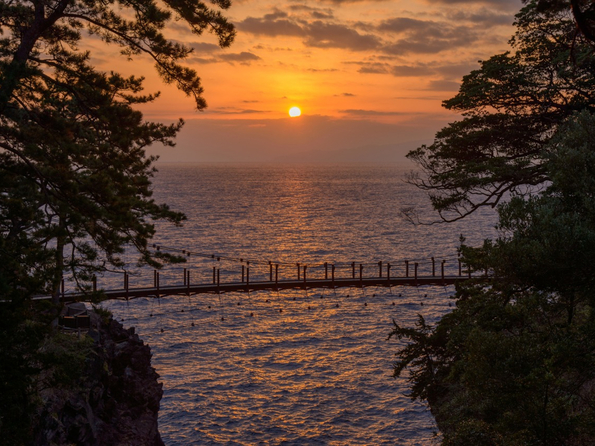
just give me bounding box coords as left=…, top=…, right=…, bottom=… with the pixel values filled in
left=102, top=164, right=496, bottom=445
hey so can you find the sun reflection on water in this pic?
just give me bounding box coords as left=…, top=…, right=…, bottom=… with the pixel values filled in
left=99, top=164, right=495, bottom=445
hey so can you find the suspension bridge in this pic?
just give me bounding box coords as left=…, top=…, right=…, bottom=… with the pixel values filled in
left=52, top=246, right=480, bottom=303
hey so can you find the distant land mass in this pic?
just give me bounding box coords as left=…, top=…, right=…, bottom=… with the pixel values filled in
left=271, top=141, right=427, bottom=164
left=148, top=116, right=442, bottom=164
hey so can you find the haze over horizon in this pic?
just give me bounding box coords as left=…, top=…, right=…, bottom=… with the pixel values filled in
left=94, top=0, right=524, bottom=163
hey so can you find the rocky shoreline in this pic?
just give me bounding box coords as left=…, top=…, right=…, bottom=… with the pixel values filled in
left=35, top=307, right=164, bottom=446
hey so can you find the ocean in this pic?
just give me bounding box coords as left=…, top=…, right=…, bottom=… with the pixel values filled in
left=100, top=163, right=497, bottom=445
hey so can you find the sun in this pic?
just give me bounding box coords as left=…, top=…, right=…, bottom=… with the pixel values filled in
left=288, top=106, right=301, bottom=117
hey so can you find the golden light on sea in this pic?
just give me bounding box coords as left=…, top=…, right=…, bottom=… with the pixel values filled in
left=288, top=107, right=301, bottom=117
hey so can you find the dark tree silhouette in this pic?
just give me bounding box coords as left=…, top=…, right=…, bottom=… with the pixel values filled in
left=407, top=0, right=595, bottom=222
left=0, top=0, right=235, bottom=302
left=0, top=0, right=235, bottom=442
left=394, top=2, right=595, bottom=443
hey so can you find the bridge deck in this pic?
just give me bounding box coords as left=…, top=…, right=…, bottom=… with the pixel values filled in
left=51, top=275, right=469, bottom=302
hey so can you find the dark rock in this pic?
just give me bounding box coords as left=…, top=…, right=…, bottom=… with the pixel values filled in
left=35, top=313, right=164, bottom=446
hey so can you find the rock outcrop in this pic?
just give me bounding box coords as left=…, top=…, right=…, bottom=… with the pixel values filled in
left=35, top=309, right=164, bottom=446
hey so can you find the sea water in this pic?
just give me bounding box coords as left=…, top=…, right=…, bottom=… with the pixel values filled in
left=100, top=163, right=497, bottom=445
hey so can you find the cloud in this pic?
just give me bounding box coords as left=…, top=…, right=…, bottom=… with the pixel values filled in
left=312, top=11, right=335, bottom=19
left=348, top=56, right=474, bottom=78
left=238, top=16, right=305, bottom=37
left=391, top=64, right=435, bottom=76
left=307, top=67, right=340, bottom=72
left=444, top=8, right=516, bottom=26
left=340, top=109, right=411, bottom=116
left=378, top=17, right=479, bottom=54
left=204, top=107, right=268, bottom=115
left=187, top=42, right=221, bottom=53
left=377, top=17, right=435, bottom=33
left=304, top=21, right=381, bottom=51
left=187, top=51, right=261, bottom=65
left=435, top=62, right=480, bottom=78
left=426, top=79, right=461, bottom=91
left=387, top=61, right=477, bottom=78
left=426, top=0, right=521, bottom=8
left=238, top=15, right=379, bottom=52
left=289, top=4, right=335, bottom=19
left=183, top=40, right=261, bottom=65
left=236, top=5, right=515, bottom=59
left=357, top=62, right=390, bottom=74
left=253, top=45, right=295, bottom=51
left=218, top=52, right=262, bottom=64
left=321, top=0, right=393, bottom=3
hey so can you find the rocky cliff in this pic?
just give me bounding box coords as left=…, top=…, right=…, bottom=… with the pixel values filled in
left=35, top=309, right=164, bottom=446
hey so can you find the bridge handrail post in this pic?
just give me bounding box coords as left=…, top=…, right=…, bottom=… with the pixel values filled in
left=242, top=265, right=245, bottom=283
left=154, top=270, right=157, bottom=288
left=414, top=262, right=418, bottom=285
left=442, top=260, right=446, bottom=284
left=359, top=264, right=363, bottom=288
left=275, top=264, right=279, bottom=289
left=432, top=257, right=435, bottom=277
left=297, top=263, right=300, bottom=281
left=303, top=265, right=307, bottom=289
left=378, top=261, right=382, bottom=278
left=352, top=262, right=355, bottom=279
left=269, top=261, right=273, bottom=282
left=331, top=264, right=335, bottom=288
left=387, top=263, right=391, bottom=286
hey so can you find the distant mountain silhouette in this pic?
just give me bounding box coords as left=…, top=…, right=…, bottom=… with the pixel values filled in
left=272, top=140, right=429, bottom=164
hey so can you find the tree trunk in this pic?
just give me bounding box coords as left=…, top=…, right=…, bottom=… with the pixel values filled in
left=51, top=218, right=66, bottom=305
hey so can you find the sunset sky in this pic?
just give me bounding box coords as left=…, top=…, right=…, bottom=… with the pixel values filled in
left=95, top=0, right=523, bottom=162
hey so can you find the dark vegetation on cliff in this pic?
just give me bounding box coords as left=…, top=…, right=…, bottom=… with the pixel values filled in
left=0, top=0, right=235, bottom=442
left=394, top=1, right=595, bottom=444
left=1, top=304, right=164, bottom=445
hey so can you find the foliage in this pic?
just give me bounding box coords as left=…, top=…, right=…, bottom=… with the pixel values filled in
left=0, top=0, right=235, bottom=299
left=1, top=63, right=188, bottom=301
left=536, top=0, right=595, bottom=42
left=0, top=301, right=52, bottom=445
left=0, top=300, right=97, bottom=446
left=407, top=0, right=595, bottom=222
left=400, top=5, right=595, bottom=437
left=0, top=0, right=235, bottom=440
left=392, top=112, right=595, bottom=444
left=0, top=0, right=235, bottom=113
left=36, top=332, right=94, bottom=391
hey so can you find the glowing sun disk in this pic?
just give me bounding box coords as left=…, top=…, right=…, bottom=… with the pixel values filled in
left=289, top=106, right=301, bottom=117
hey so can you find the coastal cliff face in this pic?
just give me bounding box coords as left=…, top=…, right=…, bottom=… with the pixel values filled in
left=35, top=312, right=164, bottom=446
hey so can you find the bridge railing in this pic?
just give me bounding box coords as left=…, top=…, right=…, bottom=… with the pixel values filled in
left=55, top=252, right=479, bottom=299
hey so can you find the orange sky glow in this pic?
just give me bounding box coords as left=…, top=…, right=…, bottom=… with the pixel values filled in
left=92, top=0, right=523, bottom=162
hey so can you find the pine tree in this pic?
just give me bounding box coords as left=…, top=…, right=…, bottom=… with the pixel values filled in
left=0, top=0, right=235, bottom=301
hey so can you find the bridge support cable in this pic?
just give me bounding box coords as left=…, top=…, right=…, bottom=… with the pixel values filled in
left=34, top=251, right=475, bottom=302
